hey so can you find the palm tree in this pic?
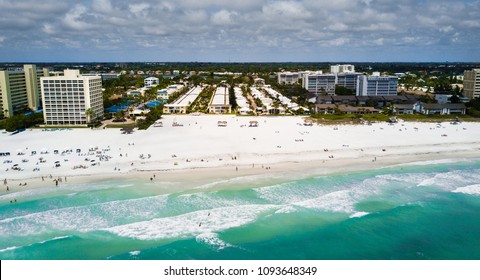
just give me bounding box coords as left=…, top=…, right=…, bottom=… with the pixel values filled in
left=85, top=108, right=95, bottom=124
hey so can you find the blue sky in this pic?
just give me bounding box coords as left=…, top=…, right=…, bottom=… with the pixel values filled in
left=0, top=0, right=479, bottom=62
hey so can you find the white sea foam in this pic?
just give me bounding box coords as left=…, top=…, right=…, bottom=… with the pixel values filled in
left=275, top=206, right=297, bottom=214
left=0, top=246, right=21, bottom=253
left=176, top=192, right=248, bottom=209
left=0, top=194, right=168, bottom=236
left=129, top=250, right=141, bottom=256
left=0, top=182, right=135, bottom=202
left=38, top=235, right=70, bottom=244
left=417, top=170, right=480, bottom=190
left=349, top=212, right=370, bottom=218
left=393, top=158, right=471, bottom=167
left=452, top=184, right=480, bottom=196
left=255, top=182, right=324, bottom=204
left=290, top=176, right=386, bottom=213
left=0, top=235, right=70, bottom=253
left=196, top=232, right=232, bottom=251
left=193, top=172, right=292, bottom=190
left=293, top=190, right=356, bottom=212
left=104, top=204, right=277, bottom=241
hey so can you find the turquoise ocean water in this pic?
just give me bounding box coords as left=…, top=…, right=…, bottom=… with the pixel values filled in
left=1, top=159, right=480, bottom=260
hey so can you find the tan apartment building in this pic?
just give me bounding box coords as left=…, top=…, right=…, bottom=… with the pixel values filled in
left=0, top=65, right=49, bottom=118
left=464, top=69, right=480, bottom=99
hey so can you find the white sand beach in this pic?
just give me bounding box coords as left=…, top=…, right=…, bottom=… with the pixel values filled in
left=2, top=115, right=480, bottom=192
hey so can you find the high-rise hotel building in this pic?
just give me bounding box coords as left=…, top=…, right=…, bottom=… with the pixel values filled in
left=41, top=70, right=103, bottom=126
left=0, top=65, right=49, bottom=118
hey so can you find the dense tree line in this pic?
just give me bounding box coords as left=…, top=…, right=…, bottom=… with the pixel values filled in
left=0, top=112, right=44, bottom=132
left=136, top=105, right=164, bottom=130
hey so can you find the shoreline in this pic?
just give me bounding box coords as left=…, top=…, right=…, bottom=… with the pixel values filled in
left=2, top=115, right=480, bottom=196
left=3, top=147, right=480, bottom=197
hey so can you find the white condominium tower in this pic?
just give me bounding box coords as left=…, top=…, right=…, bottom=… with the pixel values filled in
left=356, top=74, right=398, bottom=96
left=41, top=69, right=103, bottom=126
left=0, top=64, right=49, bottom=118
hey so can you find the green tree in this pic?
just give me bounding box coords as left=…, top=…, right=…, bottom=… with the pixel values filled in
left=335, top=85, right=354, bottom=96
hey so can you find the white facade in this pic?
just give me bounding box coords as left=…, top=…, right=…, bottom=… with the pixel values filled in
left=356, top=75, right=398, bottom=97
left=277, top=72, right=301, bottom=84
left=208, top=86, right=231, bottom=114
left=330, top=64, right=355, bottom=74
left=303, top=73, right=337, bottom=95
left=41, top=70, right=103, bottom=126
left=144, top=77, right=159, bottom=87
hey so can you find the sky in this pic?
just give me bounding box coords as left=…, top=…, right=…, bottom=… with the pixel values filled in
left=0, top=0, right=479, bottom=62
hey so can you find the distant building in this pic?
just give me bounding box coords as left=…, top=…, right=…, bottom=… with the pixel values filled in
left=277, top=72, right=301, bottom=84
left=41, top=70, right=103, bottom=126
left=356, top=75, right=398, bottom=96
left=0, top=64, right=49, bottom=118
left=144, top=77, right=159, bottom=88
left=254, top=78, right=265, bottom=86
left=413, top=102, right=466, bottom=115
left=463, top=69, right=480, bottom=99
left=303, top=73, right=337, bottom=95
left=330, top=64, right=355, bottom=74
left=82, top=73, right=121, bottom=81
left=336, top=73, right=361, bottom=92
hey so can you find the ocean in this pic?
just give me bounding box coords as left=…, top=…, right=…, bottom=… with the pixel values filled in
left=1, top=159, right=480, bottom=260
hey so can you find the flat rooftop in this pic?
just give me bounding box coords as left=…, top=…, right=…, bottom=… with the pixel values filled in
left=210, top=86, right=229, bottom=106
left=170, top=86, right=202, bottom=107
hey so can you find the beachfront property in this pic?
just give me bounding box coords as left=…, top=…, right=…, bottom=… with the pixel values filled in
left=40, top=70, right=104, bottom=126
left=234, top=87, right=252, bottom=115
left=413, top=102, right=466, bottom=115
left=463, top=69, right=480, bottom=99
left=330, top=64, right=355, bottom=74
left=208, top=86, right=231, bottom=114
left=262, top=86, right=308, bottom=113
left=144, top=77, right=160, bottom=88
left=163, top=86, right=202, bottom=114
left=435, top=93, right=469, bottom=104
left=315, top=104, right=380, bottom=114
left=356, top=74, right=399, bottom=96
left=0, top=64, right=49, bottom=118
left=303, top=72, right=337, bottom=95
left=157, top=84, right=184, bottom=102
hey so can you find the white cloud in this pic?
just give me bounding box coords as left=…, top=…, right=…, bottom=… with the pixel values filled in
left=42, top=23, right=55, bottom=34
left=439, top=26, right=454, bottom=33
left=328, top=23, right=349, bottom=32
left=63, top=4, right=92, bottom=31
left=92, top=0, right=113, bottom=13
left=211, top=10, right=237, bottom=25
left=0, top=0, right=479, bottom=61
left=129, top=3, right=150, bottom=16
left=328, top=37, right=350, bottom=46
